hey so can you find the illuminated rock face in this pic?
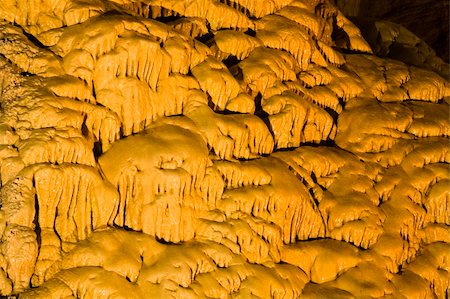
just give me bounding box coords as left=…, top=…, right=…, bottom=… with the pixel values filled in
left=0, top=0, right=448, bottom=298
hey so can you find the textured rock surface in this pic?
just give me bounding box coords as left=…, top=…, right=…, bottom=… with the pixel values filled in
left=0, top=0, right=448, bottom=298
left=334, top=0, right=449, bottom=63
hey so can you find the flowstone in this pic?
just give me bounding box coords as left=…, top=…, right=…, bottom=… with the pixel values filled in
left=0, top=0, right=448, bottom=298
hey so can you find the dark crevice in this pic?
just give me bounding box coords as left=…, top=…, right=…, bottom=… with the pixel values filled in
left=228, top=65, right=243, bottom=81
left=254, top=93, right=272, bottom=130
left=19, top=71, right=33, bottom=77
left=324, top=107, right=339, bottom=122
left=253, top=92, right=263, bottom=114
left=92, top=83, right=97, bottom=99
left=308, top=188, right=320, bottom=206
left=81, top=115, right=89, bottom=137
left=222, top=54, right=240, bottom=68
left=156, top=237, right=178, bottom=245
left=213, top=109, right=241, bottom=115
left=93, top=141, right=103, bottom=159
left=102, top=9, right=123, bottom=17
left=34, top=192, right=41, bottom=247
left=20, top=28, right=48, bottom=49
left=155, top=15, right=181, bottom=23
left=252, top=92, right=276, bottom=143
left=310, top=172, right=318, bottom=183
left=196, top=32, right=214, bottom=44
left=244, top=28, right=256, bottom=37
left=301, top=140, right=336, bottom=147
left=338, top=47, right=370, bottom=55
left=121, top=225, right=135, bottom=232
left=274, top=147, right=298, bottom=152
left=332, top=26, right=350, bottom=49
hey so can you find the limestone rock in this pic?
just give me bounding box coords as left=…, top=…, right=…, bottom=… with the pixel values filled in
left=0, top=0, right=448, bottom=297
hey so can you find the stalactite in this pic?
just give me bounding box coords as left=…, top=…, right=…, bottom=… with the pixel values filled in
left=15, top=128, right=96, bottom=167
left=316, top=40, right=346, bottom=66
left=211, top=30, right=262, bottom=61
left=404, top=67, right=450, bottom=102
left=276, top=5, right=321, bottom=37
left=334, top=11, right=372, bottom=53
left=255, top=15, right=313, bottom=70
left=185, top=102, right=274, bottom=159
left=169, top=17, right=208, bottom=38
left=237, top=47, right=298, bottom=96
left=262, top=90, right=335, bottom=148
left=99, top=121, right=210, bottom=241
left=192, top=57, right=242, bottom=110
left=405, top=242, right=450, bottom=298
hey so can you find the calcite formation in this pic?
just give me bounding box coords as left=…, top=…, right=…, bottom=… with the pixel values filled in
left=0, top=0, right=448, bottom=298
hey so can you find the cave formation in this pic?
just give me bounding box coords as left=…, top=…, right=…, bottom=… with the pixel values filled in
left=333, top=0, right=449, bottom=63
left=0, top=0, right=448, bottom=298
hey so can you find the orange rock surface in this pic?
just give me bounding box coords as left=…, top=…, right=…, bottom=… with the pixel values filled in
left=0, top=0, right=448, bottom=298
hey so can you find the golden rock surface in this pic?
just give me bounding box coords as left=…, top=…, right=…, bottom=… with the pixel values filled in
left=0, top=0, right=448, bottom=298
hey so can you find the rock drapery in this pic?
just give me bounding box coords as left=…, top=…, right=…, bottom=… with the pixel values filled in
left=0, top=0, right=448, bottom=298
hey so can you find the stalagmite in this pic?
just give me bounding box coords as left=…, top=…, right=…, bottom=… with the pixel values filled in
left=0, top=0, right=448, bottom=298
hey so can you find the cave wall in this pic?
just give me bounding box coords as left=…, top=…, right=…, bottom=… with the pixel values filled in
left=0, top=0, right=448, bottom=297
left=334, top=0, right=449, bottom=62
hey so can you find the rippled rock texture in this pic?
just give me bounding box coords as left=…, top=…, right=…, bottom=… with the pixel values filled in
left=0, top=0, right=448, bottom=298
